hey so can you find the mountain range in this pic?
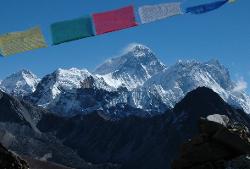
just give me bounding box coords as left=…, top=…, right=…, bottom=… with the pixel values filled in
left=0, top=44, right=249, bottom=118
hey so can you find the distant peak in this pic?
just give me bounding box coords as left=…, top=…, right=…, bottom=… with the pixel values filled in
left=125, top=43, right=151, bottom=51
left=206, top=59, right=222, bottom=67
left=123, top=43, right=153, bottom=58
left=175, top=59, right=224, bottom=69
left=0, top=69, right=40, bottom=97
left=130, top=44, right=151, bottom=51
left=16, top=69, right=34, bottom=75
left=54, top=68, right=89, bottom=75
left=175, top=60, right=199, bottom=67
left=177, top=59, right=197, bottom=64
left=95, top=43, right=165, bottom=76
left=4, top=69, right=37, bottom=80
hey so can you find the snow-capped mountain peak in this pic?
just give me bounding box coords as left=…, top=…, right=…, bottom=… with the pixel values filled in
left=27, top=67, right=113, bottom=108
left=0, top=69, right=40, bottom=97
left=53, top=68, right=92, bottom=89
left=124, top=43, right=154, bottom=58
left=95, top=44, right=166, bottom=90
left=131, top=59, right=250, bottom=114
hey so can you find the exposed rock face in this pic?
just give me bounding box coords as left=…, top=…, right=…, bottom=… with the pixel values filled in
left=225, top=155, right=250, bottom=169
left=172, top=115, right=250, bottom=169
left=22, top=155, right=120, bottom=169
left=23, top=156, right=73, bottom=169
left=0, top=143, right=29, bottom=169
left=81, top=76, right=96, bottom=89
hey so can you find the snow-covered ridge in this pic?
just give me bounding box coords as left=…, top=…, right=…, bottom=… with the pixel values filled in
left=26, top=68, right=113, bottom=108
left=50, top=68, right=112, bottom=92
left=132, top=59, right=250, bottom=114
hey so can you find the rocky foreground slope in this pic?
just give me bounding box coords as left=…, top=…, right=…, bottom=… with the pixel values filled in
left=1, top=87, right=250, bottom=169
left=172, top=115, right=250, bottom=169
left=0, top=89, right=120, bottom=169
left=0, top=142, right=29, bottom=169
left=37, top=87, right=250, bottom=169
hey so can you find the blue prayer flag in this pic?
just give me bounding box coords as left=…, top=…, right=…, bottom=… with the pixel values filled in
left=186, top=0, right=228, bottom=14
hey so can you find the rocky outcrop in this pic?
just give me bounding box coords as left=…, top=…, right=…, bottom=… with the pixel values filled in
left=172, top=115, right=250, bottom=169
left=225, top=155, right=250, bottom=169
left=81, top=76, right=96, bottom=89
left=0, top=143, right=29, bottom=169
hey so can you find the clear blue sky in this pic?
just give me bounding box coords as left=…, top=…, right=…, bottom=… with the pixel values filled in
left=0, top=0, right=249, bottom=92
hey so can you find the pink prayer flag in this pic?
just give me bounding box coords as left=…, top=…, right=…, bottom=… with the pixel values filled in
left=93, top=5, right=137, bottom=35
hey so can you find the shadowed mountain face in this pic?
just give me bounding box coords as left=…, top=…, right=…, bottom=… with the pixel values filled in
left=1, top=87, right=250, bottom=169
left=36, top=87, right=250, bottom=169
left=0, top=90, right=120, bottom=169
left=0, top=143, right=29, bottom=169
left=23, top=156, right=73, bottom=169
left=38, top=112, right=179, bottom=169
left=172, top=87, right=250, bottom=140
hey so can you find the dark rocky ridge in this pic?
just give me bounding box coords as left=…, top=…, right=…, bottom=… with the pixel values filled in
left=172, top=116, right=250, bottom=169
left=0, top=90, right=120, bottom=169
left=0, top=142, right=29, bottom=169
left=1, top=87, right=250, bottom=169
left=172, top=87, right=250, bottom=140
left=37, top=87, right=250, bottom=169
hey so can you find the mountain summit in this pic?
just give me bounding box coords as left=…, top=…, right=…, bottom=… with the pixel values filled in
left=95, top=44, right=166, bottom=90
left=0, top=69, right=40, bottom=97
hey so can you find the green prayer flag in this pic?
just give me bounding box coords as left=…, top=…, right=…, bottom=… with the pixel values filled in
left=0, top=48, right=3, bottom=56
left=51, top=16, right=94, bottom=45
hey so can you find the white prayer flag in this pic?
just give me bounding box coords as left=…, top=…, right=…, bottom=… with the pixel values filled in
left=139, top=2, right=182, bottom=24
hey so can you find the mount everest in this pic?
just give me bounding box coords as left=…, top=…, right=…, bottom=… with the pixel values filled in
left=95, top=44, right=166, bottom=89
left=0, top=44, right=249, bottom=117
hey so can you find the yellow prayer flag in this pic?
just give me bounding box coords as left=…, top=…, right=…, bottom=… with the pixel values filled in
left=0, top=27, right=47, bottom=56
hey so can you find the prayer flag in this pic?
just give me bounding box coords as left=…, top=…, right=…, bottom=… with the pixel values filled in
left=51, top=16, right=94, bottom=45
left=0, top=48, right=3, bottom=56
left=139, top=2, right=182, bottom=24
left=186, top=0, right=228, bottom=14
left=0, top=27, right=47, bottom=57
left=93, top=5, right=137, bottom=35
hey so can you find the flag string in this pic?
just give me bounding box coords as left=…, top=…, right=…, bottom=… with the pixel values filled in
left=0, top=0, right=236, bottom=57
